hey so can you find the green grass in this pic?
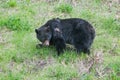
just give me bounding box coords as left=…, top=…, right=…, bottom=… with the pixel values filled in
left=55, top=3, right=73, bottom=13
left=0, top=0, right=120, bottom=80
left=7, top=0, right=17, bottom=7
left=101, top=16, right=120, bottom=34
left=4, top=15, right=31, bottom=30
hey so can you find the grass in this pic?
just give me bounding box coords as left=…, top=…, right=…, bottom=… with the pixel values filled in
left=0, top=0, right=120, bottom=80
left=4, top=15, right=31, bottom=30
left=7, top=0, right=17, bottom=7
left=55, top=3, right=73, bottom=13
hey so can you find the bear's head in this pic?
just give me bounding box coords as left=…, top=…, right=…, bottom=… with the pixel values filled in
left=35, top=18, right=61, bottom=46
left=35, top=26, right=52, bottom=46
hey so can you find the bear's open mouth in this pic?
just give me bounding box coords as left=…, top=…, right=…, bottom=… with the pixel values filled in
left=43, top=40, right=49, bottom=46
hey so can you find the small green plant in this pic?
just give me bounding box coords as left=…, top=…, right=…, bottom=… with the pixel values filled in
left=80, top=10, right=96, bottom=20
left=45, top=64, right=79, bottom=80
left=3, top=72, right=22, bottom=80
left=94, top=0, right=101, bottom=4
left=55, top=3, right=73, bottom=13
left=106, top=63, right=120, bottom=80
left=26, top=0, right=30, bottom=3
left=0, top=15, right=6, bottom=28
left=4, top=15, right=32, bottom=31
left=101, top=17, right=120, bottom=34
left=7, top=0, right=17, bottom=7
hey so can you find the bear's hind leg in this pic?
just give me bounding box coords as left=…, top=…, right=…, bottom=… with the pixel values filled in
left=83, top=48, right=90, bottom=55
left=74, top=43, right=90, bottom=55
left=74, top=44, right=83, bottom=54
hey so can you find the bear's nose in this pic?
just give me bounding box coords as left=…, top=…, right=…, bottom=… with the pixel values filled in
left=43, top=40, right=49, bottom=46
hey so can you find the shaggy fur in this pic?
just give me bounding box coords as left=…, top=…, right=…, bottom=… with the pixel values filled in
left=35, top=18, right=95, bottom=55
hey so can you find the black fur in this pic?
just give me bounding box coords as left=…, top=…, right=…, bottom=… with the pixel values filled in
left=35, top=18, right=95, bottom=55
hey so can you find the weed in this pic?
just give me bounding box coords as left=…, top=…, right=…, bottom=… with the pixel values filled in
left=107, top=62, right=120, bottom=80
left=7, top=0, right=17, bottom=7
left=4, top=15, right=32, bottom=31
left=55, top=3, right=73, bottom=13
left=1, top=71, right=22, bottom=80
left=80, top=10, right=96, bottom=20
left=0, top=15, right=6, bottom=28
left=101, top=17, right=120, bottom=34
left=94, top=0, right=102, bottom=4
left=43, top=64, right=79, bottom=80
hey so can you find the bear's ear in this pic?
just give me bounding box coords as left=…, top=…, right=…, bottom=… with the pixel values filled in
left=35, top=29, right=38, bottom=34
left=56, top=18, right=60, bottom=23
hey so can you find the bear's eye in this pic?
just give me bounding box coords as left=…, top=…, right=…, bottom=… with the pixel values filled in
left=45, top=27, right=50, bottom=32
left=38, top=32, right=41, bottom=35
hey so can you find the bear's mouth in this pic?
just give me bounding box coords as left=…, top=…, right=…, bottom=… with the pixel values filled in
left=43, top=40, right=49, bottom=46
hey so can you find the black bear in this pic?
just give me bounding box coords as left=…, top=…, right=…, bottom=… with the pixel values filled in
left=35, top=18, right=95, bottom=55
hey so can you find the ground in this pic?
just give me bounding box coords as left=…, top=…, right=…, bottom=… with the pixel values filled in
left=0, top=0, right=120, bottom=80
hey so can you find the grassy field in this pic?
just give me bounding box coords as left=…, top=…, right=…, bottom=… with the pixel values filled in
left=0, top=0, right=120, bottom=80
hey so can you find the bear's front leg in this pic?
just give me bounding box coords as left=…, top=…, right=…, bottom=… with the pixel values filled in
left=36, top=43, right=43, bottom=49
left=54, top=38, right=66, bottom=56
left=53, top=28, right=66, bottom=56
